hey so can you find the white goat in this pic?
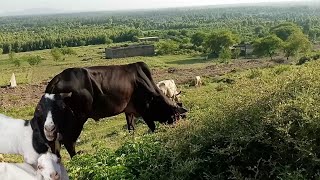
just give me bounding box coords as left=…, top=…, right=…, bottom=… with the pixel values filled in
left=156, top=79, right=181, bottom=102
left=195, top=76, right=202, bottom=87
left=0, top=114, right=45, bottom=166
left=0, top=152, right=69, bottom=180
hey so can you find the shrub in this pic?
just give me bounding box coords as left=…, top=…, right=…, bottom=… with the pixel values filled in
left=297, top=56, right=311, bottom=65
left=26, top=55, right=42, bottom=66
left=60, top=46, right=76, bottom=55
left=50, top=48, right=63, bottom=61
left=156, top=40, right=179, bottom=55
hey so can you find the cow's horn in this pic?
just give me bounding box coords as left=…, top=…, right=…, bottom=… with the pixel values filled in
left=176, top=91, right=182, bottom=96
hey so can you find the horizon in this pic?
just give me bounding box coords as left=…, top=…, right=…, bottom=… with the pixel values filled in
left=0, top=0, right=313, bottom=17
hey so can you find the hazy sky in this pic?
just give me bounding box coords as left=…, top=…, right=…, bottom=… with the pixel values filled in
left=0, top=0, right=307, bottom=13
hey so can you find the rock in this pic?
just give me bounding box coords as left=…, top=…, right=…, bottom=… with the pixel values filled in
left=10, top=73, right=17, bottom=88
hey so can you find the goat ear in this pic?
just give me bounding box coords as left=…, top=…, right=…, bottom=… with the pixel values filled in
left=60, top=92, right=72, bottom=99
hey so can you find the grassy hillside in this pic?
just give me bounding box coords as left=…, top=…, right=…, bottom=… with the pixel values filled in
left=66, top=60, right=320, bottom=179
left=1, top=44, right=319, bottom=179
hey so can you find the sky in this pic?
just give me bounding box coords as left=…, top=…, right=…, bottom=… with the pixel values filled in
left=0, top=0, right=310, bottom=15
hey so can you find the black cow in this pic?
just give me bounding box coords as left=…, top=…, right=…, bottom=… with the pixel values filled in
left=36, top=62, right=187, bottom=158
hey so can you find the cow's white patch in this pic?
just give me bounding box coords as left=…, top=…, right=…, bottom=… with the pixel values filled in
left=44, top=111, right=56, bottom=141
left=44, top=93, right=55, bottom=100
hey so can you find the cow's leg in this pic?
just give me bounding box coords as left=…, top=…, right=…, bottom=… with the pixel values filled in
left=64, top=141, right=76, bottom=158
left=125, top=113, right=135, bottom=132
left=145, top=120, right=156, bottom=132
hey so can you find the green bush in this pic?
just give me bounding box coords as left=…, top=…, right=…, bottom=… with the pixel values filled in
left=60, top=46, right=77, bottom=55
left=26, top=55, right=42, bottom=66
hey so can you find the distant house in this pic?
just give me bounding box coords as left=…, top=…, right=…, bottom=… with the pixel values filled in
left=105, top=44, right=155, bottom=59
left=231, top=43, right=254, bottom=57
left=138, top=37, right=159, bottom=42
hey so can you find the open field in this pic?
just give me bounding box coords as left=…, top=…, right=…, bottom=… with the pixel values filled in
left=0, top=45, right=282, bottom=164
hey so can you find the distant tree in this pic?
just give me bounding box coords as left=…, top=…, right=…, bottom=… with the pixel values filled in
left=253, top=35, right=283, bottom=60
left=156, top=40, right=179, bottom=55
left=205, top=30, right=240, bottom=57
left=51, top=48, right=62, bottom=61
left=0, top=48, right=3, bottom=54
left=283, top=32, right=312, bottom=60
left=271, top=22, right=302, bottom=41
left=219, top=47, right=232, bottom=63
left=254, top=25, right=266, bottom=37
left=232, top=48, right=241, bottom=59
left=191, top=32, right=206, bottom=47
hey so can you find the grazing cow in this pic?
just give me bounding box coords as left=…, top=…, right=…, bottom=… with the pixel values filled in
left=0, top=152, right=69, bottom=180
left=35, top=62, right=187, bottom=158
left=195, top=76, right=202, bottom=87
left=156, top=79, right=181, bottom=103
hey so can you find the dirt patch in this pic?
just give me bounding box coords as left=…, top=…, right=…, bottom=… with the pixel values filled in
left=152, top=59, right=276, bottom=84
left=0, top=83, right=46, bottom=110
left=0, top=59, right=277, bottom=110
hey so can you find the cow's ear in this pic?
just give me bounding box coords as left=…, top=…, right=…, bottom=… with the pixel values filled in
left=176, top=106, right=188, bottom=114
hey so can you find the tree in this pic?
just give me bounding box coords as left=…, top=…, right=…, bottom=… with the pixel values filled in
left=253, top=35, right=283, bottom=60
left=156, top=40, right=179, bottom=55
left=51, top=48, right=62, bottom=61
left=191, top=32, right=206, bottom=47
left=0, top=48, right=3, bottom=55
left=205, top=30, right=240, bottom=57
left=271, top=22, right=302, bottom=41
left=283, top=32, right=312, bottom=60
left=219, top=47, right=232, bottom=64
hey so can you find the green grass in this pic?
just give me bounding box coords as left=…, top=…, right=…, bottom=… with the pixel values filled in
left=2, top=44, right=318, bottom=179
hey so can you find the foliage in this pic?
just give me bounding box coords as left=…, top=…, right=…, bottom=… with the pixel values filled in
left=66, top=60, right=320, bottom=179
left=232, top=48, right=241, bottom=59
left=191, top=32, right=206, bottom=47
left=50, top=48, right=63, bottom=61
left=156, top=40, right=179, bottom=55
left=25, top=55, right=42, bottom=66
left=271, top=22, right=302, bottom=41
left=0, top=48, right=3, bottom=54
left=253, top=35, right=283, bottom=60
left=205, top=30, right=240, bottom=57
left=283, top=32, right=312, bottom=60
left=219, top=47, right=232, bottom=64
left=67, top=138, right=172, bottom=180
left=60, top=46, right=77, bottom=55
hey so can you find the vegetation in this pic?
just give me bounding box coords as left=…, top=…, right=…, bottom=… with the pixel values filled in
left=253, top=35, right=283, bottom=60
left=1, top=2, right=320, bottom=180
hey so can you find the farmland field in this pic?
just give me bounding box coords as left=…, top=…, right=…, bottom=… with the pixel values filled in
left=1, top=2, right=320, bottom=180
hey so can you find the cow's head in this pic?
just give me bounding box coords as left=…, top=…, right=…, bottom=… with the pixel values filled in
left=33, top=93, right=72, bottom=142
left=146, top=94, right=188, bottom=125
